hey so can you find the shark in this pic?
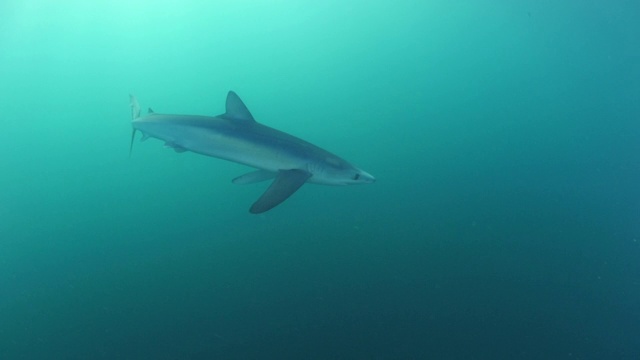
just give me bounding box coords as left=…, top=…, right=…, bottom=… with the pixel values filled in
left=129, top=91, right=375, bottom=213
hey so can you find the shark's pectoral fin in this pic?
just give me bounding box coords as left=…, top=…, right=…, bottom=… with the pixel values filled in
left=233, top=170, right=277, bottom=185
left=250, top=169, right=311, bottom=214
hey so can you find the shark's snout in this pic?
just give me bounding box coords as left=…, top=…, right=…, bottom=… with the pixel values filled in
left=358, top=170, right=376, bottom=184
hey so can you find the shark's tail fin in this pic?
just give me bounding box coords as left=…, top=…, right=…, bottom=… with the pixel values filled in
left=129, top=95, right=140, bottom=157
left=130, top=95, right=141, bottom=120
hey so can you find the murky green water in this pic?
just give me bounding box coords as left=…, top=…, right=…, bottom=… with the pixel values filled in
left=1, top=1, right=638, bottom=358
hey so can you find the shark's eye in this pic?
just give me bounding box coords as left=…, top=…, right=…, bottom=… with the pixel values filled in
left=353, top=173, right=360, bottom=180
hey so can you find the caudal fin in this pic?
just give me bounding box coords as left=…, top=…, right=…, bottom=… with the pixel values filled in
left=129, top=95, right=140, bottom=157
left=129, top=127, right=137, bottom=158
left=130, top=94, right=141, bottom=119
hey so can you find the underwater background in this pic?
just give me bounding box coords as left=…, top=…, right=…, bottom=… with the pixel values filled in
left=1, top=0, right=638, bottom=359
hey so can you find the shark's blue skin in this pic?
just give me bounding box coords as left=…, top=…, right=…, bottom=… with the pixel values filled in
left=130, top=91, right=375, bottom=213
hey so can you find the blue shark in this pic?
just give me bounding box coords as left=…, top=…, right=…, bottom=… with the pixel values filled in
left=130, top=91, right=375, bottom=213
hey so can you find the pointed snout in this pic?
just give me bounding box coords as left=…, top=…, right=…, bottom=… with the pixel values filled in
left=359, top=170, right=376, bottom=184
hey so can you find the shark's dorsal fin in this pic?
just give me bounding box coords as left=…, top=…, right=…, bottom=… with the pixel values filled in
left=148, top=108, right=154, bottom=114
left=224, top=91, right=255, bottom=123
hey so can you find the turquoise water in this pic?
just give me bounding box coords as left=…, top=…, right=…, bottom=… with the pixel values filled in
left=1, top=1, right=638, bottom=358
